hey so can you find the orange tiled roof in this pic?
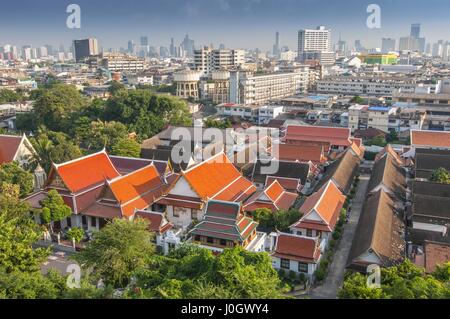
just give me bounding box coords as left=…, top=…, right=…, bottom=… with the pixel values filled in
left=0, top=135, right=23, bottom=165
left=53, top=150, right=120, bottom=193
left=294, top=180, right=346, bottom=232
left=108, top=164, right=165, bottom=218
left=411, top=130, right=450, bottom=148
left=243, top=180, right=298, bottom=212
left=183, top=152, right=256, bottom=201
left=349, top=142, right=365, bottom=160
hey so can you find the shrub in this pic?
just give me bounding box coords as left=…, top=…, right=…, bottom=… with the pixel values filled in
left=66, top=227, right=84, bottom=243
left=298, top=273, right=307, bottom=284
left=332, top=231, right=341, bottom=241
left=289, top=270, right=298, bottom=282
left=315, top=267, right=326, bottom=282
left=329, top=239, right=336, bottom=249
left=278, top=269, right=286, bottom=278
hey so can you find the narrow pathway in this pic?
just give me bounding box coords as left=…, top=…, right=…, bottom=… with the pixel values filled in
left=308, top=175, right=370, bottom=299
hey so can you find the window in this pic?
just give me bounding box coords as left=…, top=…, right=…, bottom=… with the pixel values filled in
left=195, top=235, right=201, bottom=241
left=306, top=229, right=313, bottom=237
left=66, top=217, right=72, bottom=228
left=281, top=259, right=290, bottom=270
left=91, top=217, right=97, bottom=228
left=298, top=262, right=309, bottom=273
left=207, top=237, right=214, bottom=244
left=191, top=210, right=197, bottom=220
left=173, top=208, right=180, bottom=218
left=82, top=215, right=87, bottom=226
left=220, top=239, right=227, bottom=246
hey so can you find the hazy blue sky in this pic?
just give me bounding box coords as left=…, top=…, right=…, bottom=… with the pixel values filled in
left=1, top=0, right=449, bottom=50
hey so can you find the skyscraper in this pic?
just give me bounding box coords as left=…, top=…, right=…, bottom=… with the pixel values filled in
left=73, top=38, right=99, bottom=63
left=410, top=23, right=421, bottom=39
left=381, top=38, right=396, bottom=52
left=297, top=26, right=334, bottom=65
left=140, top=36, right=149, bottom=46
left=170, top=37, right=175, bottom=56
left=181, top=34, right=195, bottom=57
left=127, top=40, right=135, bottom=54
left=273, top=31, right=280, bottom=57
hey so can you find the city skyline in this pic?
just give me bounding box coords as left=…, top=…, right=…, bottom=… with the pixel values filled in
left=1, top=0, right=450, bottom=51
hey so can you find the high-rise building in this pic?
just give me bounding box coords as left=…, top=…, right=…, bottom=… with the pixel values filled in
left=410, top=23, right=421, bottom=39
left=140, top=36, right=149, bottom=46
left=273, top=31, right=280, bottom=57
left=170, top=38, right=175, bottom=56
left=127, top=40, right=135, bottom=54
left=194, top=47, right=245, bottom=75
left=298, top=26, right=331, bottom=52
left=73, top=38, right=99, bottom=63
left=381, top=38, right=396, bottom=52
left=354, top=40, right=364, bottom=52
left=297, top=26, right=334, bottom=65
left=181, top=34, right=195, bottom=57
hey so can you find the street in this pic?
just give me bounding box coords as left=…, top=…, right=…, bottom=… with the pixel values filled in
left=308, top=174, right=370, bottom=299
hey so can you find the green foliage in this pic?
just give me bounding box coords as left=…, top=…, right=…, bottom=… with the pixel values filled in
left=0, top=184, right=49, bottom=273
left=111, top=138, right=141, bottom=158
left=0, top=89, right=24, bottom=104
left=39, top=189, right=72, bottom=224
left=128, top=245, right=288, bottom=299
left=386, top=131, right=399, bottom=143
left=430, top=167, right=450, bottom=184
left=32, top=84, right=88, bottom=131
left=363, top=151, right=377, bottom=161
left=350, top=96, right=364, bottom=104
left=77, top=120, right=129, bottom=152
left=73, top=218, right=155, bottom=288
left=0, top=162, right=34, bottom=197
left=30, top=131, right=83, bottom=173
left=67, top=227, right=85, bottom=243
left=339, top=260, right=450, bottom=299
left=253, top=208, right=301, bottom=232
left=204, top=118, right=232, bottom=129
left=366, top=135, right=387, bottom=147
left=0, top=268, right=62, bottom=299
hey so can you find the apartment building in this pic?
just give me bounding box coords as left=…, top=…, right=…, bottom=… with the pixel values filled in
left=229, top=69, right=309, bottom=105
left=101, top=53, right=145, bottom=73
left=317, top=76, right=419, bottom=96
left=217, top=103, right=284, bottom=125
left=297, top=26, right=335, bottom=65
left=194, top=47, right=245, bottom=75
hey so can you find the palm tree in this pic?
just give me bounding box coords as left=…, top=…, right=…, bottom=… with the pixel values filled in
left=31, top=134, right=54, bottom=174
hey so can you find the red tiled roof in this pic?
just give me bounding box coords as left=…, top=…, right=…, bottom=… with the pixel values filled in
left=0, top=135, right=23, bottom=164
left=293, top=180, right=346, bottom=232
left=283, top=125, right=352, bottom=147
left=410, top=130, right=450, bottom=148
left=272, top=144, right=327, bottom=164
left=424, top=241, right=450, bottom=274
left=53, top=150, right=120, bottom=193
left=273, top=233, right=321, bottom=263
left=266, top=176, right=301, bottom=192
left=134, top=211, right=173, bottom=234
left=156, top=194, right=203, bottom=210
left=183, top=152, right=256, bottom=201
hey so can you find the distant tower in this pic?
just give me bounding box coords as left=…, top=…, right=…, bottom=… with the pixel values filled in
left=273, top=31, right=280, bottom=56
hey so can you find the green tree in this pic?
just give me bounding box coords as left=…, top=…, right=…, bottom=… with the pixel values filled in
left=0, top=184, right=49, bottom=273
left=39, top=189, right=72, bottom=226
left=33, top=84, right=88, bottom=131
left=350, top=96, right=364, bottom=104
left=253, top=208, right=301, bottom=232
left=0, top=162, right=34, bottom=197
left=366, top=135, right=387, bottom=147
left=73, top=218, right=155, bottom=288
left=79, top=120, right=129, bottom=152
left=111, top=138, right=141, bottom=158
left=339, top=260, right=450, bottom=299
left=430, top=167, right=450, bottom=184
left=67, top=227, right=85, bottom=243
left=0, top=89, right=24, bottom=104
